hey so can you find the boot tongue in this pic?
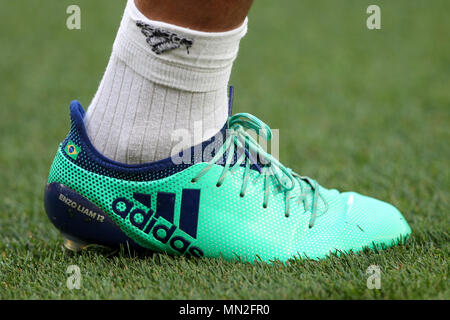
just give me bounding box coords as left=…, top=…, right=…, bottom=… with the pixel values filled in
left=228, top=85, right=235, bottom=116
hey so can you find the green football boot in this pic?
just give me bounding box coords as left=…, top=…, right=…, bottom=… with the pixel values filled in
left=44, top=97, right=411, bottom=262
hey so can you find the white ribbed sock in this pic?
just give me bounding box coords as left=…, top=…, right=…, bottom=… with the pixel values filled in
left=84, top=0, right=247, bottom=164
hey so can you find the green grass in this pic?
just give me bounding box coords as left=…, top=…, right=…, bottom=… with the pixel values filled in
left=0, top=0, right=448, bottom=299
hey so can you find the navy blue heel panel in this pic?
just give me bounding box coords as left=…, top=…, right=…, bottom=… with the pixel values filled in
left=44, top=182, right=141, bottom=250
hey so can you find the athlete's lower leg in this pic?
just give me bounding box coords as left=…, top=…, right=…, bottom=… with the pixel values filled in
left=135, top=0, right=253, bottom=32
left=85, top=0, right=253, bottom=164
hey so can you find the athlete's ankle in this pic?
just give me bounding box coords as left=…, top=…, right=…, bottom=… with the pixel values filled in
left=84, top=0, right=247, bottom=164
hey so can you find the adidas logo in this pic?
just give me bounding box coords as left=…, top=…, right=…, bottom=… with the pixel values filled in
left=112, top=189, right=203, bottom=257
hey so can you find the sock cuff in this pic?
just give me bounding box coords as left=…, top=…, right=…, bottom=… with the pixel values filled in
left=112, top=0, right=248, bottom=92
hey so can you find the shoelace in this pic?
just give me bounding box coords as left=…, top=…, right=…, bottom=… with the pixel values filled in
left=191, top=113, right=323, bottom=228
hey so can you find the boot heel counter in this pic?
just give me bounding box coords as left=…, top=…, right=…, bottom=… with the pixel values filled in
left=44, top=182, right=140, bottom=250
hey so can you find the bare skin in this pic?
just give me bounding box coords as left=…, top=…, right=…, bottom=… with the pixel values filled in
left=135, top=0, right=253, bottom=32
